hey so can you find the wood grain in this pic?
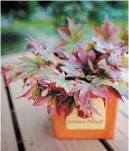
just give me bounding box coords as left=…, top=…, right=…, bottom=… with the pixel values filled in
left=119, top=101, right=128, bottom=118
left=105, top=101, right=128, bottom=151
left=9, top=80, right=107, bottom=151
left=1, top=77, right=18, bottom=151
left=107, top=129, right=128, bottom=151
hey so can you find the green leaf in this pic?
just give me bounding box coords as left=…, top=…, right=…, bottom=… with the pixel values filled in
left=114, top=82, right=128, bottom=100
left=50, top=72, right=75, bottom=93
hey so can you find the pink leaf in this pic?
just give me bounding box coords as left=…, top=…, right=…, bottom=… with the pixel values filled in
left=91, top=86, right=108, bottom=99
left=33, top=97, right=50, bottom=106
left=67, top=17, right=76, bottom=35
left=88, top=50, right=96, bottom=61
left=83, top=90, right=91, bottom=115
left=88, top=59, right=94, bottom=71
left=2, top=65, right=12, bottom=74
left=93, top=16, right=121, bottom=43
left=62, top=51, right=82, bottom=68
left=70, top=83, right=84, bottom=93
left=4, top=75, right=13, bottom=88
left=25, top=37, right=42, bottom=52
left=41, top=88, right=48, bottom=97
left=47, top=105, right=56, bottom=115
left=80, top=86, right=90, bottom=103
left=77, top=48, right=88, bottom=64
left=16, top=87, right=32, bottom=99
left=74, top=92, right=80, bottom=105
left=101, top=16, right=110, bottom=34
left=106, top=86, right=123, bottom=101
left=57, top=28, right=71, bottom=41
left=102, top=86, right=112, bottom=103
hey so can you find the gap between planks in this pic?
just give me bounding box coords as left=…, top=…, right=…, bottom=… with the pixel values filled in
left=2, top=76, right=26, bottom=151
left=1, top=77, right=18, bottom=151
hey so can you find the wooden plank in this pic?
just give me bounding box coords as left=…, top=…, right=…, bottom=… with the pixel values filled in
left=105, top=103, right=128, bottom=151
left=1, top=77, right=18, bottom=151
left=9, top=80, right=107, bottom=151
left=119, top=101, right=128, bottom=118
left=107, top=129, right=128, bottom=151
left=117, top=111, right=128, bottom=138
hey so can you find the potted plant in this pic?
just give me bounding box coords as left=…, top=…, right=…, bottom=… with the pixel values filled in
left=2, top=17, right=128, bottom=139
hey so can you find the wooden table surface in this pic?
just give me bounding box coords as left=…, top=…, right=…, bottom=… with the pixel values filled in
left=1, top=53, right=128, bottom=151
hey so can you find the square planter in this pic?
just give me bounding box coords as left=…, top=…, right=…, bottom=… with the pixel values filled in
left=53, top=94, right=119, bottom=139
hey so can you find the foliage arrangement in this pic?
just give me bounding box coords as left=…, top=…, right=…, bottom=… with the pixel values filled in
left=2, top=17, right=128, bottom=118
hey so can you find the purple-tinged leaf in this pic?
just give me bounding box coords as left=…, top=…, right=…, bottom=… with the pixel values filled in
left=74, top=92, right=80, bottom=106
left=77, top=48, right=88, bottom=64
left=16, top=87, right=33, bottom=99
left=49, top=72, right=75, bottom=93
left=47, top=105, right=56, bottom=115
left=79, top=87, right=89, bottom=103
left=67, top=17, right=76, bottom=35
left=38, top=78, right=47, bottom=85
left=98, top=58, right=121, bottom=80
left=62, top=51, right=82, bottom=68
left=88, top=59, right=94, bottom=71
left=41, top=88, right=48, bottom=97
left=106, top=86, right=123, bottom=101
left=70, top=83, right=84, bottom=93
left=33, top=96, right=50, bottom=106
left=83, top=90, right=91, bottom=115
left=93, top=16, right=121, bottom=43
left=60, top=62, right=84, bottom=77
left=88, top=50, right=96, bottom=61
left=91, top=86, right=108, bottom=99
left=1, top=65, right=13, bottom=74
left=25, top=36, right=43, bottom=53
left=57, top=28, right=71, bottom=41
left=114, top=81, right=128, bottom=100
left=89, top=101, right=104, bottom=118
left=4, top=75, right=13, bottom=88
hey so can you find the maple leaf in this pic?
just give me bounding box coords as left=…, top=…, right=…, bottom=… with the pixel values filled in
left=47, top=97, right=57, bottom=115
left=77, top=48, right=88, bottom=64
left=74, top=92, right=80, bottom=106
left=25, top=36, right=57, bottom=63
left=92, top=16, right=121, bottom=53
left=60, top=62, right=84, bottom=77
left=106, top=86, right=124, bottom=101
left=61, top=48, right=96, bottom=74
left=18, top=62, right=39, bottom=77
left=98, top=58, right=121, bottom=80
left=58, top=17, right=82, bottom=43
left=70, top=78, right=110, bottom=115
left=93, top=16, right=120, bottom=42
left=114, top=81, right=128, bottom=100
left=65, top=96, right=75, bottom=116
left=49, top=72, right=75, bottom=93
left=106, top=46, right=127, bottom=68
left=77, top=48, right=96, bottom=65
left=33, top=96, right=51, bottom=106
left=2, top=16, right=128, bottom=118
left=61, top=51, right=83, bottom=68
left=2, top=65, right=24, bottom=87
left=40, top=66, right=57, bottom=78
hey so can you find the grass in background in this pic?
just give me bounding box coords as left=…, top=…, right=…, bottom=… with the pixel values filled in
left=1, top=17, right=128, bottom=56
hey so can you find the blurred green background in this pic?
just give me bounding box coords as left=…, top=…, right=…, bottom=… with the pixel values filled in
left=1, top=1, right=128, bottom=56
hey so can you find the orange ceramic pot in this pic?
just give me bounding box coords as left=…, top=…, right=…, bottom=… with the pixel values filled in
left=52, top=94, right=119, bottom=139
